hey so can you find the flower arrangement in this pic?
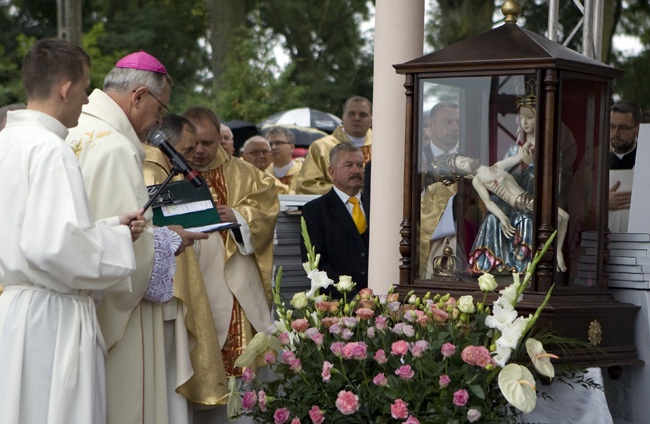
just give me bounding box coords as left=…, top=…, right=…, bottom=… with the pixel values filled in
left=228, top=221, right=561, bottom=424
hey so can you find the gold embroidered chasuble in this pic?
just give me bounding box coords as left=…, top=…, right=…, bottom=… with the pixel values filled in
left=196, top=146, right=278, bottom=376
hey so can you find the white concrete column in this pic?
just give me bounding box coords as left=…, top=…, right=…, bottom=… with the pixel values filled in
left=368, top=0, right=424, bottom=294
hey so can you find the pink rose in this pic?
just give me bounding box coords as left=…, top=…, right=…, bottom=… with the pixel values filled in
left=335, top=390, right=360, bottom=415
left=290, top=358, right=302, bottom=372
left=374, top=315, right=388, bottom=330
left=391, top=399, right=409, bottom=419
left=274, top=407, right=291, bottom=424
left=453, top=388, right=469, bottom=406
left=395, top=365, right=415, bottom=380
left=282, top=350, right=296, bottom=364
left=467, top=408, right=481, bottom=422
left=321, top=317, right=339, bottom=328
left=410, top=340, right=429, bottom=358
left=330, top=341, right=345, bottom=357
left=431, top=305, right=449, bottom=322
left=416, top=314, right=432, bottom=327
left=373, top=373, right=388, bottom=387
left=358, top=287, right=374, bottom=299
left=259, top=390, right=267, bottom=412
left=291, top=318, right=310, bottom=332
left=391, top=340, right=409, bottom=356
left=291, top=419, right=301, bottom=424
left=439, top=374, right=451, bottom=388
left=242, top=368, right=256, bottom=383
left=264, top=351, right=277, bottom=364
left=374, top=349, right=388, bottom=364
left=322, top=361, right=333, bottom=382
left=309, top=405, right=325, bottom=424
left=355, top=307, right=375, bottom=320
left=242, top=391, right=257, bottom=410
left=441, top=342, right=456, bottom=358
left=461, top=345, right=493, bottom=368
left=403, top=416, right=420, bottom=424
left=278, top=332, right=291, bottom=345
left=315, top=301, right=330, bottom=312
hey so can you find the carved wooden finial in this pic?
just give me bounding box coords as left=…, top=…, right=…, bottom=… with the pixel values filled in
left=502, top=0, right=521, bottom=24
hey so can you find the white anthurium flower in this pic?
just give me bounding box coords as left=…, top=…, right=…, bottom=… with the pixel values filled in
left=526, top=338, right=558, bottom=378
left=478, top=273, right=498, bottom=292
left=290, top=292, right=309, bottom=309
left=485, top=303, right=518, bottom=332
left=498, top=363, right=537, bottom=413
left=334, top=275, right=356, bottom=293
left=306, top=269, right=334, bottom=298
left=457, top=295, right=476, bottom=314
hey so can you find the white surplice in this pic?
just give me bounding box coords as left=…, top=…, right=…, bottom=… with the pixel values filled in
left=0, top=110, right=136, bottom=424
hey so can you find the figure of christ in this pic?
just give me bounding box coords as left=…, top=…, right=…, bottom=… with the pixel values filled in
left=433, top=151, right=568, bottom=272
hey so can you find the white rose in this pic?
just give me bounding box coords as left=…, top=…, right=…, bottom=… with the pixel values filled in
left=334, top=275, right=356, bottom=293
left=478, top=273, right=498, bottom=292
left=290, top=292, right=309, bottom=309
left=457, top=295, right=476, bottom=314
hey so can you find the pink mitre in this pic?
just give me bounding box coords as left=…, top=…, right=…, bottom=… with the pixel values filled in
left=115, top=51, right=167, bottom=74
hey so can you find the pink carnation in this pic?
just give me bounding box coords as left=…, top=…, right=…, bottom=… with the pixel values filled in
left=461, top=345, right=493, bottom=368
left=242, top=368, right=256, bottom=383
left=309, top=405, right=325, bottom=424
left=439, top=374, right=451, bottom=388
left=274, top=407, right=291, bottom=424
left=453, top=388, right=469, bottom=406
left=441, top=342, right=456, bottom=358
left=404, top=416, right=420, bottom=424
left=335, top=390, right=360, bottom=415
left=391, top=340, right=409, bottom=356
left=391, top=399, right=409, bottom=419
left=259, top=390, right=267, bottom=412
left=242, top=391, right=257, bottom=410
left=322, top=361, right=333, bottom=382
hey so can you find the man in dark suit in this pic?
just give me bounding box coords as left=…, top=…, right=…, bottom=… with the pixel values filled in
left=301, top=142, right=369, bottom=298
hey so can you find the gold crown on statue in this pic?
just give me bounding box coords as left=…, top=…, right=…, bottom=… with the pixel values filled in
left=515, top=79, right=537, bottom=110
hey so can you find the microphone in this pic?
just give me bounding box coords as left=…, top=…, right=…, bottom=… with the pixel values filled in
left=147, top=130, right=203, bottom=187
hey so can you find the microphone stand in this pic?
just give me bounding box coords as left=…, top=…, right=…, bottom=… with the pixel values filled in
left=142, top=166, right=182, bottom=212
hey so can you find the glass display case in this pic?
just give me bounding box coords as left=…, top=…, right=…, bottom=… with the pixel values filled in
left=394, top=4, right=639, bottom=366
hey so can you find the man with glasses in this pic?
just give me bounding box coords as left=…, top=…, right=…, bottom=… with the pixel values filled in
left=609, top=101, right=642, bottom=226
left=67, top=51, right=206, bottom=424
left=242, top=135, right=290, bottom=194
left=266, top=125, right=303, bottom=194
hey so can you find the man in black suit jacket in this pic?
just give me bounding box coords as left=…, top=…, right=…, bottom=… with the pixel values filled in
left=301, top=142, right=369, bottom=298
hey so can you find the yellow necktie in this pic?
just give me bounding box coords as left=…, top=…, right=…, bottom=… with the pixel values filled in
left=348, top=197, right=367, bottom=234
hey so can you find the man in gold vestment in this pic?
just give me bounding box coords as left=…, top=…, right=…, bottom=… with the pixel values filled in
left=295, top=96, right=372, bottom=195
left=183, top=106, right=278, bottom=375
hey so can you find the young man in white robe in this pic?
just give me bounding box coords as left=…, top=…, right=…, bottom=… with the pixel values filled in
left=0, top=38, right=145, bottom=424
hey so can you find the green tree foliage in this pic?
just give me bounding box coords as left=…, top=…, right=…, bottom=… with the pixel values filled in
left=426, top=0, right=496, bottom=50
left=256, top=0, right=374, bottom=115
